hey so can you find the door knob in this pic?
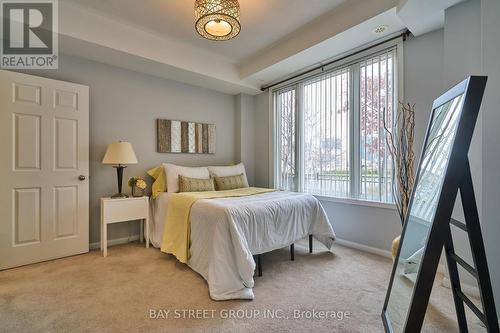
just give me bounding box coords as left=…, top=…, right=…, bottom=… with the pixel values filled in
left=78, top=175, right=86, bottom=181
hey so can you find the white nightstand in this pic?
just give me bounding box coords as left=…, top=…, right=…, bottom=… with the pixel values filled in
left=100, top=196, right=149, bottom=257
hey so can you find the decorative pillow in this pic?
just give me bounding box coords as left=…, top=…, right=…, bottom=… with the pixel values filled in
left=214, top=173, right=249, bottom=191
left=208, top=163, right=246, bottom=177
left=147, top=166, right=166, bottom=199
left=163, top=163, right=210, bottom=193
left=178, top=175, right=215, bottom=192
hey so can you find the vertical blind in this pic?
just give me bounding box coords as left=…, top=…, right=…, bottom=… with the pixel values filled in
left=274, top=47, right=397, bottom=203
left=276, top=88, right=296, bottom=191
left=303, top=67, right=350, bottom=197
left=359, top=50, right=395, bottom=202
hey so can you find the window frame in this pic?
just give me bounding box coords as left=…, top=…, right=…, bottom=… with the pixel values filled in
left=270, top=38, right=404, bottom=205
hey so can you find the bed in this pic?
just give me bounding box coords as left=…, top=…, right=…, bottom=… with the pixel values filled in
left=150, top=189, right=336, bottom=300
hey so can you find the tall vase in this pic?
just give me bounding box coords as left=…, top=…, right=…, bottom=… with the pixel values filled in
left=391, top=236, right=401, bottom=261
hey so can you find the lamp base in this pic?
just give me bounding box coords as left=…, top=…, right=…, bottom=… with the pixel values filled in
left=111, top=192, right=129, bottom=199
left=111, top=165, right=128, bottom=199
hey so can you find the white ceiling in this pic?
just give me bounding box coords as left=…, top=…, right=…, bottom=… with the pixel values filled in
left=58, top=0, right=464, bottom=95
left=246, top=8, right=406, bottom=86
left=66, top=0, right=347, bottom=64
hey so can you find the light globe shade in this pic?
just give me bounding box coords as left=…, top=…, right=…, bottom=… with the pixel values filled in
left=194, top=0, right=241, bottom=41
left=102, top=141, right=138, bottom=165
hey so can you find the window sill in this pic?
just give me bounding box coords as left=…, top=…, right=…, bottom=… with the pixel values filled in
left=313, top=194, right=396, bottom=210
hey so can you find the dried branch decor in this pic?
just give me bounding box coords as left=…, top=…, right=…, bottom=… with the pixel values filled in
left=383, top=102, right=416, bottom=224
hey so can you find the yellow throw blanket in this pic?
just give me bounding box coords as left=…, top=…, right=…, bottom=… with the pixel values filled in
left=161, top=187, right=276, bottom=263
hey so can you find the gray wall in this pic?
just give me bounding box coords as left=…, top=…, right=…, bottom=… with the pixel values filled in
left=255, top=91, right=270, bottom=188
left=25, top=55, right=238, bottom=244
left=235, top=94, right=256, bottom=185
left=253, top=29, right=445, bottom=252
left=481, top=0, right=500, bottom=316
left=404, top=30, right=445, bottom=157
left=446, top=0, right=500, bottom=315
left=443, top=0, right=483, bottom=291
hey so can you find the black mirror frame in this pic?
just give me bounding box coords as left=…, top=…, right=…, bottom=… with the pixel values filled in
left=382, top=76, right=488, bottom=333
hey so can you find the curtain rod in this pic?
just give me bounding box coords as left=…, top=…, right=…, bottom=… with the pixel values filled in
left=260, top=29, right=411, bottom=91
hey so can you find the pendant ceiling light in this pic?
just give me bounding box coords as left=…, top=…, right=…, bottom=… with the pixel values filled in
left=194, top=0, right=241, bottom=41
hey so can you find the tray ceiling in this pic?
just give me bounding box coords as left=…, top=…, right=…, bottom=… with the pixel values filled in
left=65, top=0, right=347, bottom=63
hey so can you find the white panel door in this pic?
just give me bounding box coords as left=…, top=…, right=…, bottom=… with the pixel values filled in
left=0, top=70, right=89, bottom=270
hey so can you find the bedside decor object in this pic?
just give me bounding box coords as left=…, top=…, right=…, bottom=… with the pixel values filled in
left=157, top=119, right=215, bottom=154
left=194, top=0, right=241, bottom=41
left=128, top=177, right=147, bottom=197
left=102, top=141, right=138, bottom=198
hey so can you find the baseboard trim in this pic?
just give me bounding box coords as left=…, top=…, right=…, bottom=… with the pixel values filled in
left=89, top=234, right=140, bottom=250
left=335, top=238, right=392, bottom=258
left=442, top=276, right=481, bottom=298
left=334, top=238, right=448, bottom=275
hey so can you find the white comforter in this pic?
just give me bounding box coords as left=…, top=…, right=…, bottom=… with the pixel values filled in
left=150, top=191, right=335, bottom=300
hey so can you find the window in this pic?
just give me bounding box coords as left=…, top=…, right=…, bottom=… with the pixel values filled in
left=274, top=46, right=399, bottom=203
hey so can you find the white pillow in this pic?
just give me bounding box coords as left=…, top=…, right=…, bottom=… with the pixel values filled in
left=162, top=163, right=210, bottom=193
left=208, top=163, right=247, bottom=178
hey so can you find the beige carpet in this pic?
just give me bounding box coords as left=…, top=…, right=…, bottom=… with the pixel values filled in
left=0, top=240, right=486, bottom=333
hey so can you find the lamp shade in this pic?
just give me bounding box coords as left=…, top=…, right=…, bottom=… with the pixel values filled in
left=102, top=141, right=138, bottom=165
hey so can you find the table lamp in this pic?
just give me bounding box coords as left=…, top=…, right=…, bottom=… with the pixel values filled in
left=102, top=141, right=138, bottom=198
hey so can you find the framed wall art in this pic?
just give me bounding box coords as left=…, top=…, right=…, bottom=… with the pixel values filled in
left=157, top=119, right=215, bottom=154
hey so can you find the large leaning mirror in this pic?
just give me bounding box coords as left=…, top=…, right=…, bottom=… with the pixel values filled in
left=385, top=93, right=464, bottom=331
left=382, top=76, right=488, bottom=333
